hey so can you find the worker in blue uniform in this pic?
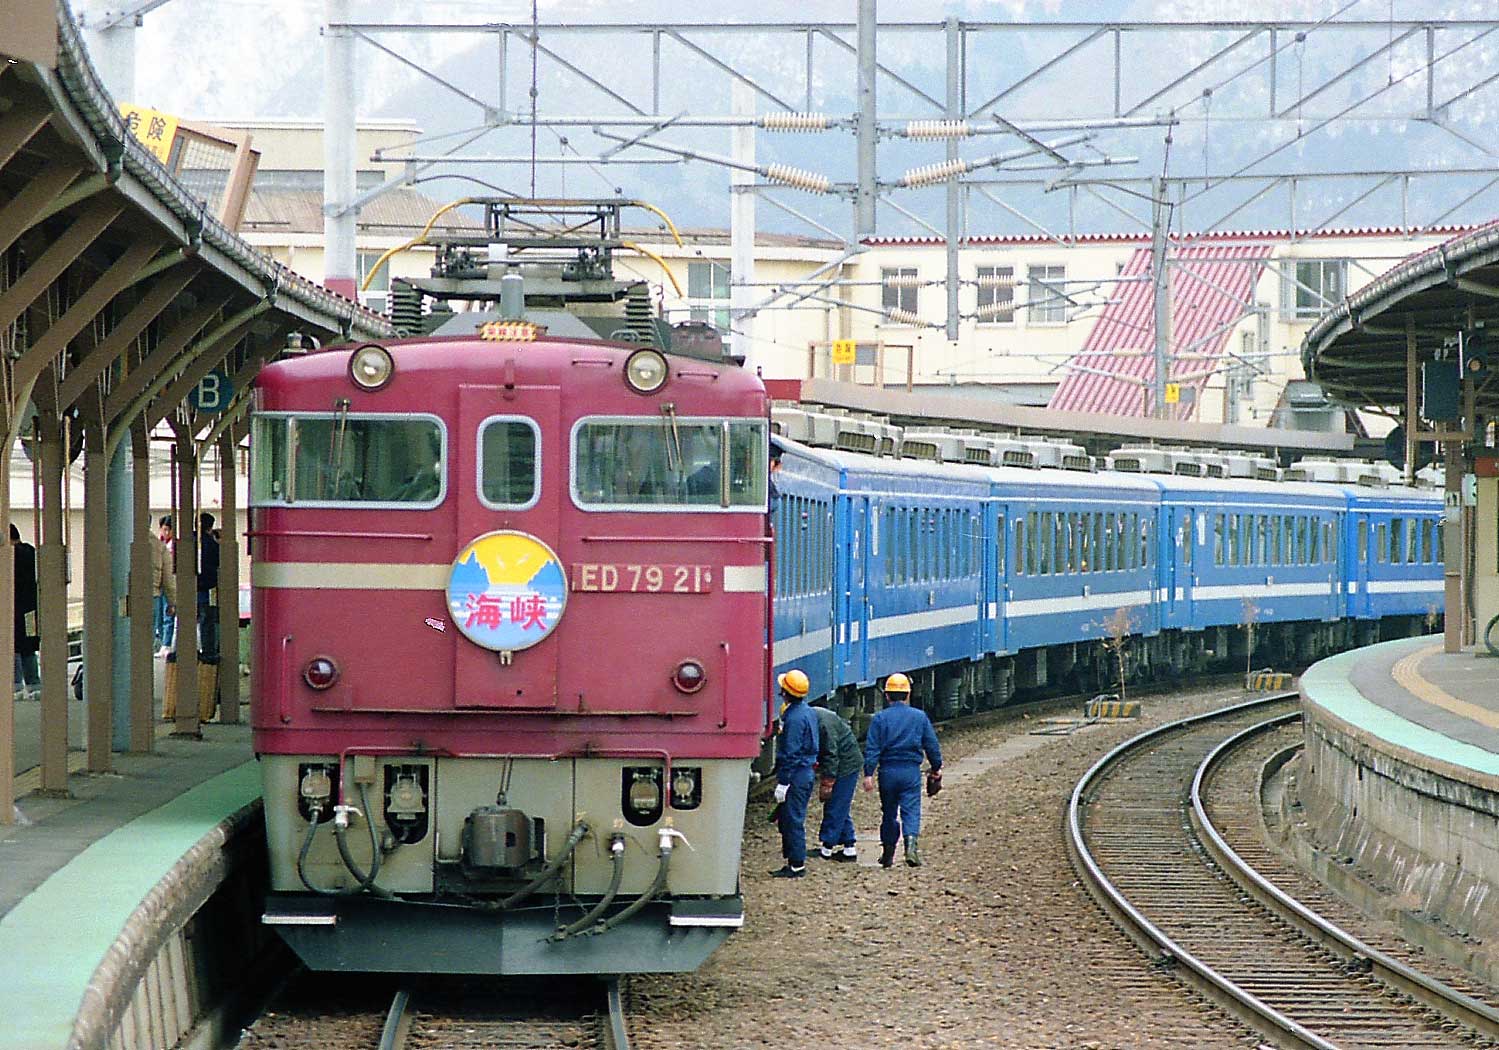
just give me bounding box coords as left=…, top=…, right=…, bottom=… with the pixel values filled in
left=771, top=668, right=819, bottom=878
left=862, top=672, right=943, bottom=868
left=812, top=701, right=862, bottom=861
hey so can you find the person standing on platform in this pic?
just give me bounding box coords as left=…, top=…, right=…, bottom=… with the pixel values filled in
left=10, top=525, right=38, bottom=700
left=770, top=668, right=819, bottom=878
left=197, top=512, right=220, bottom=663
left=862, top=672, right=943, bottom=868
left=154, top=515, right=175, bottom=655
left=811, top=701, right=862, bottom=861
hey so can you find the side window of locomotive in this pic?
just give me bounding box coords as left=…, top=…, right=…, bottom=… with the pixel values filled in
left=250, top=413, right=445, bottom=508
left=572, top=418, right=766, bottom=510
left=478, top=417, right=539, bottom=509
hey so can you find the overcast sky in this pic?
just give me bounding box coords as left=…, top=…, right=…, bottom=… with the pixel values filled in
left=78, top=0, right=1499, bottom=237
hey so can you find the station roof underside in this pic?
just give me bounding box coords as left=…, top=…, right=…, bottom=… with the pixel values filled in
left=1304, top=221, right=1499, bottom=418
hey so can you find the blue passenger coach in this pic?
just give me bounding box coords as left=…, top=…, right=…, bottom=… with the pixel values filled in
left=770, top=429, right=1442, bottom=724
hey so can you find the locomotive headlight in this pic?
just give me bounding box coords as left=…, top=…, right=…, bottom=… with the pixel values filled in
left=303, top=656, right=340, bottom=690
left=348, top=343, right=395, bottom=390
left=623, top=348, right=668, bottom=394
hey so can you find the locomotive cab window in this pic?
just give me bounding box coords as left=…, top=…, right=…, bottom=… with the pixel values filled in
left=572, top=417, right=767, bottom=511
left=478, top=417, right=539, bottom=509
left=250, top=412, right=446, bottom=508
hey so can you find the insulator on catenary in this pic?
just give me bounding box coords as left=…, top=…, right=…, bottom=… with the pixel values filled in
left=904, top=119, right=972, bottom=139
left=884, top=308, right=922, bottom=326
left=759, top=112, right=828, bottom=132
left=764, top=163, right=832, bottom=193
left=900, top=159, right=971, bottom=187
left=975, top=301, right=1015, bottom=320
left=975, top=273, right=1015, bottom=288
left=883, top=273, right=924, bottom=289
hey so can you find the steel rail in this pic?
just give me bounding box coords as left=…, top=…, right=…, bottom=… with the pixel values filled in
left=375, top=980, right=630, bottom=1050
left=604, top=978, right=631, bottom=1050
left=1190, top=721, right=1499, bottom=1040
left=1064, top=692, right=1339, bottom=1050
left=376, top=987, right=412, bottom=1050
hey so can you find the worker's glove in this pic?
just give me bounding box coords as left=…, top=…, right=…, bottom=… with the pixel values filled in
left=774, top=783, right=789, bottom=804
left=926, top=769, right=943, bottom=797
left=818, top=775, right=836, bottom=802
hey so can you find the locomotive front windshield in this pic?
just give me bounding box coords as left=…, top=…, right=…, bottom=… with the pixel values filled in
left=572, top=418, right=766, bottom=510
left=251, top=413, right=447, bottom=507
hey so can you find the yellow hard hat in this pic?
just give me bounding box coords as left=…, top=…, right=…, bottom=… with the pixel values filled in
left=778, top=669, right=810, bottom=698
left=884, top=672, right=911, bottom=694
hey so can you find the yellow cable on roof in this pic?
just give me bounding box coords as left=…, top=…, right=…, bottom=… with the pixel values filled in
left=360, top=197, right=477, bottom=293
left=621, top=241, right=684, bottom=297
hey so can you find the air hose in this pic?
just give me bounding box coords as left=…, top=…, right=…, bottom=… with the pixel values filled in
left=1485, top=613, right=1499, bottom=658
left=590, top=828, right=688, bottom=935
left=552, top=834, right=627, bottom=940
left=492, top=819, right=591, bottom=910
left=297, top=783, right=392, bottom=898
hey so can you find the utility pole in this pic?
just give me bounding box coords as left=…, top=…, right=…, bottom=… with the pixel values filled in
left=1149, top=175, right=1171, bottom=418
left=855, top=0, right=877, bottom=239
left=729, top=80, right=758, bottom=372
left=944, top=17, right=960, bottom=342
left=323, top=0, right=358, bottom=300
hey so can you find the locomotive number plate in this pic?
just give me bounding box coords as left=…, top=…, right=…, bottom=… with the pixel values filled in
left=571, top=563, right=714, bottom=594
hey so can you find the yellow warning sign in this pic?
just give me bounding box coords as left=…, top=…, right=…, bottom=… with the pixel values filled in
left=117, top=102, right=179, bottom=165
left=1164, top=382, right=1181, bottom=404
left=831, top=339, right=857, bottom=365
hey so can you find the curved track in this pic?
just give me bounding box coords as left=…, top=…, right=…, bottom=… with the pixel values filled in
left=376, top=977, right=630, bottom=1050
left=1067, top=693, right=1499, bottom=1049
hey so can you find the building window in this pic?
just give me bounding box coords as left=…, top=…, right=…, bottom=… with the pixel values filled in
left=686, top=261, right=731, bottom=335
left=1027, top=264, right=1067, bottom=325
left=975, top=265, right=1014, bottom=323
left=882, top=267, right=919, bottom=320
left=1284, top=259, right=1347, bottom=320
left=357, top=250, right=390, bottom=314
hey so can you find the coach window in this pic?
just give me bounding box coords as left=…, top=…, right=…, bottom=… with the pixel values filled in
left=1054, top=513, right=1067, bottom=574
left=1025, top=513, right=1038, bottom=575
left=1406, top=519, right=1418, bottom=564
left=1038, top=512, right=1053, bottom=574
left=478, top=417, right=540, bottom=509
left=1014, top=518, right=1026, bottom=576
left=1389, top=517, right=1403, bottom=564
left=572, top=417, right=767, bottom=510
left=1375, top=522, right=1387, bottom=563
left=251, top=412, right=447, bottom=508
left=1420, top=519, right=1434, bottom=563
left=1357, top=520, right=1368, bottom=564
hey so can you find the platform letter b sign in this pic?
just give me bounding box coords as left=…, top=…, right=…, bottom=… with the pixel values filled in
left=190, top=369, right=233, bottom=414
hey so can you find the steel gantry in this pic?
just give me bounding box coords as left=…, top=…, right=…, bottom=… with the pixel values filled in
left=321, top=8, right=1499, bottom=415
left=0, top=1, right=390, bottom=825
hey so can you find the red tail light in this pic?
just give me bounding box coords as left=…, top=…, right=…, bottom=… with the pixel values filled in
left=303, top=657, right=339, bottom=690
left=672, top=659, right=706, bottom=694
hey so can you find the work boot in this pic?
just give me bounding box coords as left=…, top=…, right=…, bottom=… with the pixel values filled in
left=904, top=835, right=922, bottom=867
left=878, top=842, right=896, bottom=868
left=833, top=846, right=857, bottom=863
left=769, top=864, right=805, bottom=878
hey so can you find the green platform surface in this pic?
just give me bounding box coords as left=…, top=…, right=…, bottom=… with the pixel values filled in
left=0, top=761, right=260, bottom=1050
left=1302, top=636, right=1499, bottom=778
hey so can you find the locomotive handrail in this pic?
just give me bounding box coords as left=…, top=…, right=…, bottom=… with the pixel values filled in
left=247, top=529, right=435, bottom=541
left=580, top=535, right=774, bottom=544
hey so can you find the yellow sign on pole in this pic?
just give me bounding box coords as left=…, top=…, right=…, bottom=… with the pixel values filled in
left=1164, top=382, right=1181, bottom=404
left=117, top=102, right=180, bottom=165
left=831, top=339, right=857, bottom=365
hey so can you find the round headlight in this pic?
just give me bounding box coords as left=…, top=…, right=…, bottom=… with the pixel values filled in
left=303, top=656, right=339, bottom=690
left=348, top=343, right=395, bottom=390
left=623, top=348, right=669, bottom=395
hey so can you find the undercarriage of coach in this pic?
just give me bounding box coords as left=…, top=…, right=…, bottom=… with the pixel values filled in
left=261, top=754, right=748, bottom=975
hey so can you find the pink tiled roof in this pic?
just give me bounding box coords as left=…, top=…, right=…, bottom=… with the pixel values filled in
left=1046, top=242, right=1273, bottom=419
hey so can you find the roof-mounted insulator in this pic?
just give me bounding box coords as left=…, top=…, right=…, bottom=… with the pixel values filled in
left=904, top=119, right=972, bottom=139
left=760, top=112, right=829, bottom=132
left=901, top=159, right=971, bottom=188
left=884, top=308, right=922, bottom=326
left=764, top=163, right=832, bottom=193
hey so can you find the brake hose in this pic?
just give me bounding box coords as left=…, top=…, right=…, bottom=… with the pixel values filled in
left=493, top=819, right=591, bottom=910
left=552, top=835, right=626, bottom=940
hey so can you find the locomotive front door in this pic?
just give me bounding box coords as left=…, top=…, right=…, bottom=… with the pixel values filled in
left=449, top=382, right=565, bottom=710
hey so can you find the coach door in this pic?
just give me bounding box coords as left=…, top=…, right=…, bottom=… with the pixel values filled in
left=1167, top=507, right=1195, bottom=628
left=450, top=382, right=564, bottom=710
left=837, top=495, right=872, bottom=684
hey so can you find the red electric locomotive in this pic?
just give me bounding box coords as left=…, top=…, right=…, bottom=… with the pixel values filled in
left=250, top=321, right=771, bottom=974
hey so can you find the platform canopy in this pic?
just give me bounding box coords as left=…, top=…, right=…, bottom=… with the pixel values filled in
left=1303, top=221, right=1499, bottom=418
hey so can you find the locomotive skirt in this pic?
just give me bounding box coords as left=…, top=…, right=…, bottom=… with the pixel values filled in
left=777, top=769, right=815, bottom=867
left=877, top=764, right=924, bottom=846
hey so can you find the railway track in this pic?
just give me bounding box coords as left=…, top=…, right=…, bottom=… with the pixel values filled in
left=375, top=977, right=630, bottom=1050
left=1066, top=692, right=1499, bottom=1049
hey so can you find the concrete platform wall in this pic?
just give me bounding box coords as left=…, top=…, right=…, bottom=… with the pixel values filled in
left=1294, top=645, right=1499, bottom=978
